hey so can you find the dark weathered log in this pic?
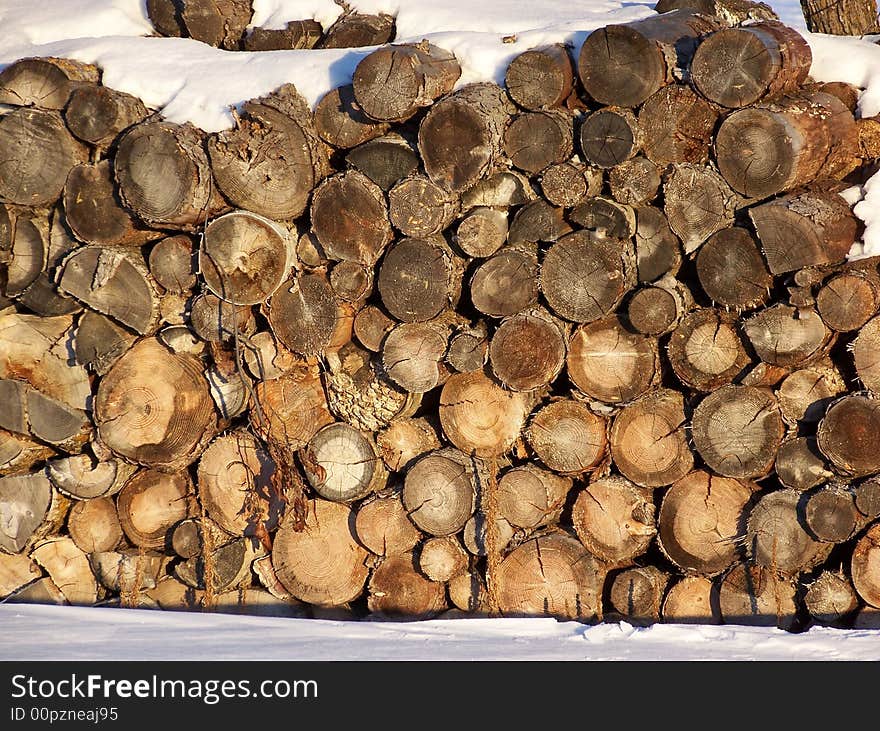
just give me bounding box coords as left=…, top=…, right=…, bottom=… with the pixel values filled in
left=668, top=308, right=750, bottom=391
left=310, top=170, right=392, bottom=265
left=454, top=207, right=508, bottom=258
left=175, top=536, right=260, bottom=594
left=578, top=107, right=640, bottom=169
left=662, top=576, right=720, bottom=624
left=355, top=490, right=422, bottom=557
left=747, top=488, right=831, bottom=574
left=538, top=160, right=602, bottom=208
left=507, top=200, right=572, bottom=245
left=572, top=475, right=656, bottom=565
left=188, top=292, right=253, bottom=343
left=0, top=57, right=98, bottom=109
left=526, top=399, right=607, bottom=475
left=266, top=273, right=338, bottom=357
left=608, top=157, right=660, bottom=207
left=378, top=238, right=457, bottom=323
left=504, top=44, right=574, bottom=110
left=659, top=470, right=754, bottom=576
left=749, top=189, right=859, bottom=275
left=717, top=92, right=859, bottom=199
left=504, top=110, right=573, bottom=174
left=775, top=437, right=834, bottom=491
left=692, top=385, right=785, bottom=479
left=663, top=164, right=740, bottom=254
left=489, top=306, right=566, bottom=392
left=854, top=315, right=880, bottom=393
left=59, top=247, right=160, bottom=335
left=609, top=566, right=670, bottom=624
left=330, top=260, right=372, bottom=304
left=540, top=230, right=635, bottom=323
left=634, top=206, right=682, bottom=284
left=352, top=304, right=394, bottom=353
left=567, top=316, right=660, bottom=405
left=569, top=197, right=636, bottom=240
left=243, top=20, right=323, bottom=50
left=64, top=85, right=149, bottom=148
left=610, top=388, right=694, bottom=488
left=403, top=448, right=476, bottom=536
left=368, top=551, right=447, bottom=618
left=777, top=360, right=846, bottom=426
left=446, top=322, right=489, bottom=373
left=718, top=564, right=797, bottom=629
left=74, top=311, right=136, bottom=377
left=638, top=84, right=719, bottom=166
left=418, top=82, right=514, bottom=192
left=117, top=469, right=195, bottom=549
left=460, top=170, right=535, bottom=209
left=469, top=248, right=538, bottom=319
left=353, top=42, right=460, bottom=123
left=495, top=532, right=605, bottom=621
left=179, top=0, right=252, bottom=49
left=95, top=338, right=217, bottom=471
left=320, top=12, right=395, bottom=49
left=805, top=483, right=862, bottom=543
left=313, top=84, right=390, bottom=149
left=654, top=0, right=778, bottom=20
left=804, top=570, right=859, bottom=625
left=388, top=176, right=459, bottom=238
left=625, top=275, right=692, bottom=336
left=577, top=9, right=721, bottom=107
left=0, top=108, right=88, bottom=206
left=818, top=270, right=880, bottom=333
left=146, top=0, right=184, bottom=37
left=696, top=227, right=772, bottom=309
left=691, top=21, right=811, bottom=108
left=0, top=209, right=46, bottom=298
left=439, top=372, right=529, bottom=458
left=346, top=134, right=419, bottom=191
left=817, top=395, right=880, bottom=478
left=148, top=235, right=196, bottom=294
left=743, top=304, right=833, bottom=368
left=115, top=119, right=227, bottom=230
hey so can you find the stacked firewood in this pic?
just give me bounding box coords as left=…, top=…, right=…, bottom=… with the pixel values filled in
left=3, top=3, right=880, bottom=632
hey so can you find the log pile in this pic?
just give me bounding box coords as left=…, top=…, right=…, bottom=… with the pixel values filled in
left=3, top=3, right=880, bottom=631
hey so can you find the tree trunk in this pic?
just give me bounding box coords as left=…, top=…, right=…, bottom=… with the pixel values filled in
left=402, top=448, right=476, bottom=536
left=638, top=84, right=719, bottom=166
left=609, top=566, right=670, bottom=625
left=572, top=475, right=656, bottom=565
left=662, top=576, right=721, bottom=624
left=668, top=308, right=751, bottom=391
left=497, top=464, right=571, bottom=530
left=320, top=12, right=395, bottom=49
left=504, top=110, right=573, bottom=174
left=419, top=535, right=468, bottom=582
left=355, top=492, right=421, bottom=556
left=800, top=0, right=880, bottom=34
left=696, top=227, right=772, bottom=309
left=525, top=398, right=607, bottom=475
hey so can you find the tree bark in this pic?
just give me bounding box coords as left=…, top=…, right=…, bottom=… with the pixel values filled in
left=800, top=0, right=880, bottom=34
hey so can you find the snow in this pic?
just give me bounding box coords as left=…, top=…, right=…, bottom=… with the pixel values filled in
left=0, top=0, right=880, bottom=659
left=2, top=604, right=879, bottom=660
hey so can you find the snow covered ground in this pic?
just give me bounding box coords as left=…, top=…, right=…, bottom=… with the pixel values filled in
left=1, top=0, right=880, bottom=660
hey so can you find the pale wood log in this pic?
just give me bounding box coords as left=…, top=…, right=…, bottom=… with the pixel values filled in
left=355, top=491, right=421, bottom=556
left=634, top=206, right=682, bottom=284
left=577, top=9, right=721, bottom=107
left=439, top=372, right=530, bottom=458
left=200, top=211, right=292, bottom=306
left=505, top=44, right=574, bottom=111
left=419, top=535, right=469, bottom=582
left=0, top=430, right=55, bottom=477
left=68, top=497, right=123, bottom=553
left=609, top=566, right=670, bottom=624
left=266, top=272, right=338, bottom=356
left=64, top=85, right=149, bottom=148
left=116, top=469, right=195, bottom=550
left=376, top=417, right=442, bottom=473
left=743, top=304, right=833, bottom=369
left=538, top=159, right=602, bottom=208
left=313, top=84, right=389, bottom=150
left=115, top=119, right=227, bottom=230
left=30, top=536, right=97, bottom=605
left=851, top=522, right=880, bottom=608
left=541, top=230, right=635, bottom=323
left=690, top=21, right=811, bottom=108
left=749, top=188, right=858, bottom=274
left=470, top=248, right=538, bottom=318
left=241, top=330, right=300, bottom=381
left=567, top=316, right=660, bottom=406
left=777, top=360, right=846, bottom=427
left=403, top=448, right=477, bottom=537
left=320, top=12, right=395, bottom=49
left=243, top=19, right=323, bottom=50
left=368, top=551, right=448, bottom=618
left=0, top=108, right=88, bottom=206
left=47, top=453, right=135, bottom=501
left=572, top=475, right=656, bottom=565
left=272, top=498, right=370, bottom=606
left=0, top=552, right=41, bottom=598
left=804, top=570, right=859, bottom=625
left=251, top=366, right=333, bottom=451
left=610, top=388, right=694, bottom=488
left=0, top=471, right=68, bottom=554
left=208, top=84, right=329, bottom=220
left=95, top=338, right=217, bottom=471
left=4, top=576, right=67, bottom=605
left=353, top=42, right=460, bottom=123
left=692, top=385, right=785, bottom=479
left=301, top=422, right=386, bottom=504
left=747, top=488, right=832, bottom=574
left=638, top=84, right=719, bottom=166
left=141, top=576, right=203, bottom=611
left=381, top=321, right=449, bottom=394
left=661, top=576, right=721, bottom=624
left=696, top=227, right=772, bottom=310
left=659, top=470, right=755, bottom=576
left=818, top=395, right=880, bottom=478
left=775, top=437, right=834, bottom=491
left=448, top=570, right=490, bottom=613
left=462, top=514, right=515, bottom=557
left=718, top=563, right=797, bottom=629
left=525, top=398, right=607, bottom=476
left=59, top=247, right=161, bottom=335
left=495, top=531, right=606, bottom=621
left=497, top=464, right=571, bottom=530
left=0, top=57, right=98, bottom=109
left=89, top=549, right=167, bottom=594
left=668, top=308, right=750, bottom=392
left=419, top=82, right=514, bottom=193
